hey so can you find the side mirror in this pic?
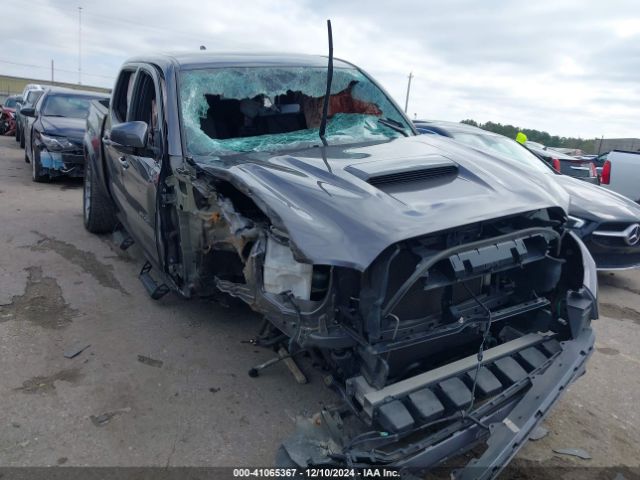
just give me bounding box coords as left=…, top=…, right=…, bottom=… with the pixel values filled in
left=20, top=107, right=36, bottom=117
left=111, top=121, right=148, bottom=150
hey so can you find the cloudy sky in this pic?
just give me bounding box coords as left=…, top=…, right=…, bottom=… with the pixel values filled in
left=2, top=0, right=639, bottom=138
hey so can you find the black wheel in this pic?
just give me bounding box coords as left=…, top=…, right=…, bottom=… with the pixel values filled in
left=15, top=124, right=20, bottom=142
left=83, top=156, right=117, bottom=233
left=20, top=130, right=25, bottom=148
left=31, top=146, right=48, bottom=183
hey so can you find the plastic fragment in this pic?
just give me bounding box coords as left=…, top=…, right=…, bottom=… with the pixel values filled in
left=64, top=343, right=90, bottom=359
left=552, top=447, right=592, bottom=460
left=529, top=425, right=549, bottom=441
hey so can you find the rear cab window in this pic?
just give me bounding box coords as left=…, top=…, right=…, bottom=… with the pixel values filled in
left=129, top=69, right=161, bottom=152
left=112, top=69, right=136, bottom=123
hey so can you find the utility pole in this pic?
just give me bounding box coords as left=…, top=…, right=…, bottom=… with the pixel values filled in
left=404, top=72, right=413, bottom=113
left=78, top=6, right=82, bottom=85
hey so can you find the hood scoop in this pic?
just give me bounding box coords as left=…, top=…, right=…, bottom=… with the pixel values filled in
left=346, top=154, right=458, bottom=187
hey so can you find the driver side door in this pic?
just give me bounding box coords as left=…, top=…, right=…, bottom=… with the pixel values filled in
left=118, top=66, right=163, bottom=264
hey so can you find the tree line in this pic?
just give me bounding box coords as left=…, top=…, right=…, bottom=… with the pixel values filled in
left=460, top=119, right=598, bottom=153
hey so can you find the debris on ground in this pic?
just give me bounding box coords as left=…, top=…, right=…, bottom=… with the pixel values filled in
left=552, top=447, right=592, bottom=460
left=529, top=425, right=549, bottom=441
left=90, top=407, right=132, bottom=427
left=14, top=368, right=81, bottom=394
left=64, top=343, right=91, bottom=359
left=137, top=355, right=163, bottom=368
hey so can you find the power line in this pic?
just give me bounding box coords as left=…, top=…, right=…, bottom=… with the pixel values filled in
left=0, top=59, right=115, bottom=80
left=80, top=11, right=213, bottom=43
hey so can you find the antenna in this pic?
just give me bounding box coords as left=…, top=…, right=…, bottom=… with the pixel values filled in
left=78, top=6, right=82, bottom=85
left=319, top=19, right=333, bottom=147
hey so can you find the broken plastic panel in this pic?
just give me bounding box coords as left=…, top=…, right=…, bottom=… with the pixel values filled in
left=263, top=237, right=312, bottom=300
left=179, top=67, right=409, bottom=157
left=40, top=151, right=64, bottom=170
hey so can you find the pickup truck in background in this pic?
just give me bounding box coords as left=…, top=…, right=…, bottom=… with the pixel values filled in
left=596, top=150, right=640, bottom=203
left=82, top=53, right=597, bottom=477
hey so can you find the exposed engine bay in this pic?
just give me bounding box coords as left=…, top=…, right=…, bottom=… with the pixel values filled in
left=160, top=167, right=596, bottom=474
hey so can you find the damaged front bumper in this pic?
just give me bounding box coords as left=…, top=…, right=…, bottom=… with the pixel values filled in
left=451, top=327, right=594, bottom=480
left=39, top=149, right=84, bottom=177
left=283, top=325, right=595, bottom=479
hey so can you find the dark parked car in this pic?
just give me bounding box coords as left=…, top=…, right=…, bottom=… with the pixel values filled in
left=414, top=120, right=640, bottom=269
left=21, top=87, right=109, bottom=182
left=526, top=142, right=599, bottom=184
left=84, top=53, right=597, bottom=478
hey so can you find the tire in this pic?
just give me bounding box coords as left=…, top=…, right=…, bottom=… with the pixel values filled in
left=20, top=130, right=25, bottom=148
left=31, top=146, right=48, bottom=183
left=83, top=156, right=117, bottom=233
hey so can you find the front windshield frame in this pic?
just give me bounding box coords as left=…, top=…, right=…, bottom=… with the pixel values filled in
left=451, top=130, right=555, bottom=174
left=177, top=64, right=414, bottom=159
left=40, top=94, right=98, bottom=119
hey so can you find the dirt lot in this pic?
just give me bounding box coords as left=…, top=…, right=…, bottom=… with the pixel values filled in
left=0, top=135, right=639, bottom=476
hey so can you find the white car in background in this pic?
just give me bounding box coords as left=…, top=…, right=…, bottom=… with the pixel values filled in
left=15, top=84, right=44, bottom=148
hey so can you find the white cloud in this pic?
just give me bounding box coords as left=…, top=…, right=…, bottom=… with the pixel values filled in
left=1, top=0, right=638, bottom=138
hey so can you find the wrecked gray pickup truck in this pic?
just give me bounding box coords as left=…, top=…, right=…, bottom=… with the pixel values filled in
left=83, top=52, right=597, bottom=478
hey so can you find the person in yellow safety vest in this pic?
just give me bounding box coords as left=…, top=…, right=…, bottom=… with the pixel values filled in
left=516, top=132, right=527, bottom=145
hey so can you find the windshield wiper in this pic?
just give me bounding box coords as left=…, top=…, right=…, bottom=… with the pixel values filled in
left=378, top=117, right=409, bottom=136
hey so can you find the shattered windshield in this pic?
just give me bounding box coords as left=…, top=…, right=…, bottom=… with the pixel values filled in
left=179, top=66, right=412, bottom=157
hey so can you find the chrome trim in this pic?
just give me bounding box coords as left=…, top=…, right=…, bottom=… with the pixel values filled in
left=597, top=263, right=640, bottom=272
left=592, top=223, right=640, bottom=246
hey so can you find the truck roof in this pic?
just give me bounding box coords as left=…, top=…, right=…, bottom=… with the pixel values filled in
left=42, top=86, right=109, bottom=97
left=124, top=52, right=354, bottom=71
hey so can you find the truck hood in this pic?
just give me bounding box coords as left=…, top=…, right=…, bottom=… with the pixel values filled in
left=555, top=174, right=640, bottom=222
left=39, top=116, right=86, bottom=142
left=196, top=135, right=569, bottom=271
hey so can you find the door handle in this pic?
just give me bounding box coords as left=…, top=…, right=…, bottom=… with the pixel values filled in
left=118, top=156, right=129, bottom=169
left=102, top=136, right=113, bottom=146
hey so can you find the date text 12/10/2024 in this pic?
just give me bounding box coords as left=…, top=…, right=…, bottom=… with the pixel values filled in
left=233, top=468, right=401, bottom=478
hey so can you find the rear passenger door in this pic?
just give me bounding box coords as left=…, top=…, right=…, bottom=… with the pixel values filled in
left=119, top=66, right=164, bottom=263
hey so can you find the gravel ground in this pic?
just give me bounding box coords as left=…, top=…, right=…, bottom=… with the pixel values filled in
left=0, top=135, right=638, bottom=477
